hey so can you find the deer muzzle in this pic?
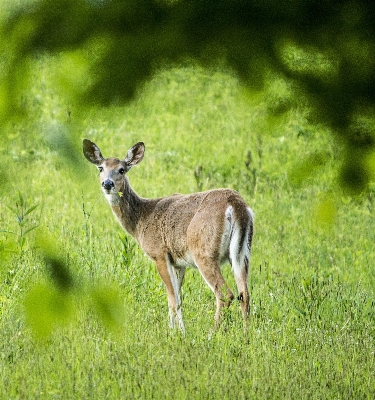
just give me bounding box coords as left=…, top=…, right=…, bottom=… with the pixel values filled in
left=102, top=179, right=115, bottom=191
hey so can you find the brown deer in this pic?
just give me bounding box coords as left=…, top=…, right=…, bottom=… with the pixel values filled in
left=83, top=139, right=254, bottom=332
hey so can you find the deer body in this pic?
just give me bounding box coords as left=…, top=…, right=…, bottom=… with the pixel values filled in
left=83, top=139, right=254, bottom=331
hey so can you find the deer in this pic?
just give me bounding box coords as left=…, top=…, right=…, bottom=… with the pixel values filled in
left=83, top=139, right=254, bottom=332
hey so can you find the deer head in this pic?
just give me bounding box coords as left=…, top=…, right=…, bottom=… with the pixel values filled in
left=83, top=139, right=145, bottom=201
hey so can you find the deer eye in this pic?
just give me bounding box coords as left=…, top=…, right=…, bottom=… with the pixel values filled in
left=119, top=167, right=125, bottom=175
left=98, top=166, right=103, bottom=173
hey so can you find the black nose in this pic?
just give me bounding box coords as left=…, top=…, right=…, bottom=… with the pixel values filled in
left=102, top=180, right=114, bottom=190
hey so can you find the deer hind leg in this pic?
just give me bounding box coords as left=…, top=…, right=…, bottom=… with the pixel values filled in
left=233, top=266, right=250, bottom=320
left=155, top=256, right=186, bottom=332
left=230, top=207, right=253, bottom=322
left=231, top=242, right=250, bottom=320
left=193, top=255, right=235, bottom=327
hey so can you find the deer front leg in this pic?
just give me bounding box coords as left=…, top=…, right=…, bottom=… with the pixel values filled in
left=155, top=257, right=185, bottom=332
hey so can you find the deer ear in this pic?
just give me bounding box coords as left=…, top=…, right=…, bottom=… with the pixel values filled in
left=83, top=139, right=104, bottom=165
left=124, top=142, right=145, bottom=168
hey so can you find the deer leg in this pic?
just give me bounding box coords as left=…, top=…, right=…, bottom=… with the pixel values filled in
left=230, top=240, right=251, bottom=322
left=233, top=269, right=250, bottom=321
left=155, top=257, right=185, bottom=332
left=167, top=260, right=186, bottom=331
left=193, top=256, right=234, bottom=327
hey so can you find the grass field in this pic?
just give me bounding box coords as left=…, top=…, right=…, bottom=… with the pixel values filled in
left=1, top=58, right=375, bottom=399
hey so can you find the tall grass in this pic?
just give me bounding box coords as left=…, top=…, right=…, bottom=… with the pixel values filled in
left=0, top=61, right=374, bottom=398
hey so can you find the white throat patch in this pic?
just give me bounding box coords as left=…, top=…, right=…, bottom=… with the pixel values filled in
left=103, top=191, right=121, bottom=205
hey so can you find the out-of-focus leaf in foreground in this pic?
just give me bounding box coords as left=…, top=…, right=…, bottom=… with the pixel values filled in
left=314, top=195, right=338, bottom=228
left=289, top=152, right=330, bottom=187
left=90, top=285, right=126, bottom=331
left=24, top=234, right=126, bottom=337
left=37, top=235, right=75, bottom=292
left=24, top=283, right=73, bottom=339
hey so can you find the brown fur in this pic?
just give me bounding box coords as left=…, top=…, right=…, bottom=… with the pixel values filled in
left=83, top=139, right=254, bottom=331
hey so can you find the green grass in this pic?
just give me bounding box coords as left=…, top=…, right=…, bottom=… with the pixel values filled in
left=1, top=61, right=375, bottom=399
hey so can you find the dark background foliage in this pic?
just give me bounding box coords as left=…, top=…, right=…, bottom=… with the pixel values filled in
left=2, top=0, right=375, bottom=192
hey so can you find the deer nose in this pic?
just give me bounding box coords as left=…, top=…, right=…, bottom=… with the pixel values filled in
left=102, top=180, right=114, bottom=191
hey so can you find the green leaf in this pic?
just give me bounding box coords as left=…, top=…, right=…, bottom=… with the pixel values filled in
left=23, top=224, right=39, bottom=236
left=0, top=230, right=17, bottom=235
left=24, top=204, right=39, bottom=217
left=5, top=204, right=19, bottom=216
left=18, top=191, right=24, bottom=207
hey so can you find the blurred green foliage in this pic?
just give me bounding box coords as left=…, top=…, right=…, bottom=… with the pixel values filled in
left=24, top=283, right=74, bottom=339
left=1, top=0, right=375, bottom=193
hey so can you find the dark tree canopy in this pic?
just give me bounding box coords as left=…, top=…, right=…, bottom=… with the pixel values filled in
left=2, top=0, right=375, bottom=192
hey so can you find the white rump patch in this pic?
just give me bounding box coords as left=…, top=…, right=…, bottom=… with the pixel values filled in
left=225, top=205, right=233, bottom=223
left=228, top=206, right=253, bottom=279
left=247, top=206, right=255, bottom=222
left=219, top=206, right=233, bottom=262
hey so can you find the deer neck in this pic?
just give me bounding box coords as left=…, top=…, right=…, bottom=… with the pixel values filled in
left=107, top=176, right=146, bottom=238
